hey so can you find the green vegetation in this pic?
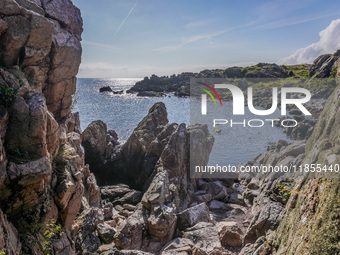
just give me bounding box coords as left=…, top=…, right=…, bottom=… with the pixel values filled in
left=18, top=201, right=65, bottom=255
left=282, top=64, right=310, bottom=78
left=0, top=86, right=17, bottom=108
left=42, top=220, right=64, bottom=255
left=276, top=183, right=294, bottom=201
left=240, top=64, right=310, bottom=78
left=13, top=148, right=29, bottom=159
left=330, top=66, right=338, bottom=78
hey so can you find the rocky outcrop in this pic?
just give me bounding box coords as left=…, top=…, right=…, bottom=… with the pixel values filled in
left=81, top=102, right=217, bottom=254
left=0, top=208, right=21, bottom=253
left=83, top=102, right=170, bottom=188
left=100, top=86, right=113, bottom=92
left=0, top=63, right=94, bottom=253
left=264, top=62, right=340, bottom=255
left=309, top=50, right=340, bottom=78
left=0, top=0, right=83, bottom=120
left=0, top=1, right=99, bottom=254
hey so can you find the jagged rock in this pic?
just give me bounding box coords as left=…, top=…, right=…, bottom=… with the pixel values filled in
left=6, top=93, right=49, bottom=159
left=101, top=185, right=132, bottom=201
left=53, top=134, right=85, bottom=231
left=82, top=165, right=101, bottom=208
left=147, top=204, right=177, bottom=243
left=83, top=102, right=168, bottom=188
left=141, top=171, right=169, bottom=210
left=75, top=208, right=104, bottom=254
left=0, top=0, right=83, bottom=119
left=188, top=124, right=214, bottom=179
left=6, top=157, right=51, bottom=218
left=114, top=190, right=142, bottom=206
left=243, top=201, right=283, bottom=245
left=182, top=222, right=224, bottom=254
left=22, top=13, right=53, bottom=69
left=309, top=50, right=340, bottom=78
left=82, top=120, right=110, bottom=169
left=218, top=221, right=243, bottom=247
left=177, top=203, right=211, bottom=231
left=197, top=180, right=229, bottom=201
left=111, top=104, right=215, bottom=253
left=239, top=236, right=266, bottom=255
left=160, top=238, right=195, bottom=255
left=114, top=204, right=146, bottom=250
left=0, top=15, right=30, bottom=66
left=0, top=208, right=21, bottom=253
left=97, top=222, right=116, bottom=244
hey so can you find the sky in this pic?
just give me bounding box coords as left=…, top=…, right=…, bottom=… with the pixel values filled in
left=72, top=0, right=340, bottom=78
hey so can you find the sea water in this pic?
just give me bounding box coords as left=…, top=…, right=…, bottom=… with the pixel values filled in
left=74, top=78, right=290, bottom=166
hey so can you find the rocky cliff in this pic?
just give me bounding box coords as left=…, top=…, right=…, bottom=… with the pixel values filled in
left=262, top=62, right=340, bottom=255
left=0, top=0, right=90, bottom=254
left=0, top=0, right=82, bottom=121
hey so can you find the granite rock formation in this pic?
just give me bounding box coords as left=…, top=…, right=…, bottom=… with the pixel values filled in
left=0, top=0, right=82, bottom=121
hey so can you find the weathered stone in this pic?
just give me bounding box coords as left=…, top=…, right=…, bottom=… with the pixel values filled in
left=15, top=0, right=45, bottom=15
left=182, top=222, right=224, bottom=254
left=114, top=205, right=146, bottom=250
left=101, top=184, right=132, bottom=202
left=141, top=171, right=169, bottom=210
left=309, top=50, right=340, bottom=78
left=97, top=222, right=116, bottom=244
left=75, top=208, right=104, bottom=254
left=243, top=201, right=283, bottom=244
left=6, top=157, right=51, bottom=217
left=147, top=204, right=177, bottom=243
left=6, top=93, right=48, bottom=158
left=113, top=190, right=142, bottom=206
left=177, top=203, right=211, bottom=231
left=82, top=165, right=101, bottom=208
left=160, top=238, right=195, bottom=255
left=42, top=0, right=83, bottom=40
left=0, top=209, right=21, bottom=253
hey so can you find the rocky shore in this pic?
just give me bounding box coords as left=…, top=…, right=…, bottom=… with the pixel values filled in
left=126, top=55, right=338, bottom=98
left=0, top=0, right=340, bottom=254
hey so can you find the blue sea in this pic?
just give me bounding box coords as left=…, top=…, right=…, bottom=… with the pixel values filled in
left=74, top=78, right=290, bottom=166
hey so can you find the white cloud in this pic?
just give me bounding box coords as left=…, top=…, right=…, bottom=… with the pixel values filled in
left=279, top=19, right=340, bottom=64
